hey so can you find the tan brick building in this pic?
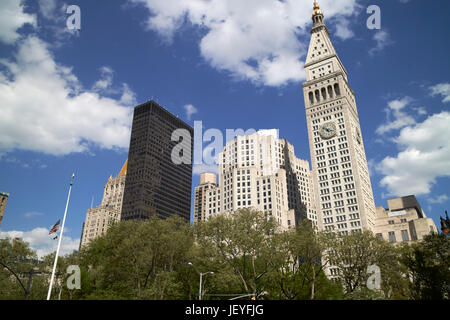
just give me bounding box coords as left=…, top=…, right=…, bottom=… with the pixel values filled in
left=80, top=160, right=127, bottom=248
left=374, top=195, right=438, bottom=243
left=194, top=173, right=218, bottom=223
left=0, top=191, right=9, bottom=226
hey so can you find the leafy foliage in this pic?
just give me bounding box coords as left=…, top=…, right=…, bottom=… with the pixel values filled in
left=0, top=211, right=448, bottom=300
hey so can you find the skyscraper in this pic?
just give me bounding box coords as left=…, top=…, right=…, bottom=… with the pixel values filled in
left=0, top=191, right=9, bottom=226
left=121, top=100, right=194, bottom=222
left=302, top=2, right=376, bottom=235
left=193, top=130, right=317, bottom=230
left=194, top=173, right=218, bottom=223
left=80, top=160, right=127, bottom=248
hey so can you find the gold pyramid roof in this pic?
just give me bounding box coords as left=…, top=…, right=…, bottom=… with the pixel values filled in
left=118, top=159, right=128, bottom=176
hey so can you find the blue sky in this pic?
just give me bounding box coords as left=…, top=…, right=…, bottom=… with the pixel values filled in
left=0, top=0, right=449, bottom=256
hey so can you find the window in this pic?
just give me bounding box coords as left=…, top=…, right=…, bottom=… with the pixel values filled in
left=376, top=233, right=383, bottom=240
left=388, top=231, right=396, bottom=243
left=401, top=230, right=409, bottom=241
left=388, top=220, right=394, bottom=225
left=400, top=218, right=407, bottom=223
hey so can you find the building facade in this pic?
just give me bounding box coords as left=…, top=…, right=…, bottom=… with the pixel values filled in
left=80, top=160, right=127, bottom=248
left=193, top=130, right=317, bottom=230
left=302, top=1, right=376, bottom=235
left=374, top=195, right=438, bottom=244
left=194, top=173, right=218, bottom=223
left=121, top=100, right=194, bottom=222
left=0, top=191, right=9, bottom=226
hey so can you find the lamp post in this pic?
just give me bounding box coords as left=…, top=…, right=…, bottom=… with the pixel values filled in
left=188, top=262, right=214, bottom=300
left=0, top=260, right=42, bottom=300
left=228, top=291, right=269, bottom=300
left=440, top=210, right=449, bottom=235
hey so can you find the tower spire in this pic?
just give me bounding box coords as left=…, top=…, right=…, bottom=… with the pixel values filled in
left=312, top=0, right=324, bottom=26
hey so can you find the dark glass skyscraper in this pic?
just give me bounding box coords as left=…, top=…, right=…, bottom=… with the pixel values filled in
left=121, top=100, right=194, bottom=222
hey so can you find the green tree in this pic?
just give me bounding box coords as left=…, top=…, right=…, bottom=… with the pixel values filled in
left=400, top=233, right=450, bottom=300
left=267, top=220, right=343, bottom=300
left=323, top=230, right=406, bottom=299
left=78, top=215, right=194, bottom=299
left=194, top=208, right=278, bottom=298
left=0, top=238, right=38, bottom=300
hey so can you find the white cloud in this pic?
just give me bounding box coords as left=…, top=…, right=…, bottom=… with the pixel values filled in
left=369, top=30, right=393, bottom=56
left=377, top=111, right=450, bottom=196
left=130, top=0, right=359, bottom=86
left=24, top=211, right=45, bottom=218
left=0, top=36, right=134, bottom=156
left=0, top=228, right=80, bottom=258
left=430, top=83, right=450, bottom=103
left=427, top=194, right=449, bottom=204
left=334, top=17, right=354, bottom=40
left=413, top=106, right=427, bottom=116
left=38, top=0, right=57, bottom=19
left=0, top=0, right=36, bottom=44
left=376, top=97, right=416, bottom=135
left=183, top=104, right=198, bottom=120
left=92, top=66, right=115, bottom=91
left=193, top=163, right=219, bottom=175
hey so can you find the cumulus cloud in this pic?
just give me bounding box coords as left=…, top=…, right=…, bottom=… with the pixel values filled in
left=427, top=194, right=449, bottom=204
left=0, top=36, right=134, bottom=156
left=430, top=83, right=450, bottom=103
left=0, top=0, right=36, bottom=44
left=334, top=17, right=354, bottom=40
left=129, top=0, right=359, bottom=86
left=376, top=97, right=416, bottom=135
left=92, top=66, right=115, bottom=92
left=193, top=163, right=219, bottom=175
left=377, top=111, right=450, bottom=196
left=369, top=30, right=393, bottom=56
left=38, top=0, right=58, bottom=19
left=183, top=104, right=198, bottom=120
left=0, top=228, right=79, bottom=258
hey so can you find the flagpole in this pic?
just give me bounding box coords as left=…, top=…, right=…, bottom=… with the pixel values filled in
left=47, top=173, right=75, bottom=300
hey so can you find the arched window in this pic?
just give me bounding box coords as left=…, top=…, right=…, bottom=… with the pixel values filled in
left=309, top=92, right=314, bottom=105
left=334, top=83, right=341, bottom=96
left=327, top=86, right=333, bottom=98
left=315, top=90, right=320, bottom=102
left=321, top=88, right=327, bottom=100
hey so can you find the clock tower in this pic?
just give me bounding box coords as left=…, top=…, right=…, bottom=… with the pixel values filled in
left=303, top=1, right=376, bottom=234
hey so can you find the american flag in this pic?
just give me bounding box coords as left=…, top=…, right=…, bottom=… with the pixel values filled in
left=49, top=220, right=60, bottom=235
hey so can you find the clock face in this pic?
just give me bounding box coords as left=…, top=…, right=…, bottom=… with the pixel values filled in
left=319, top=122, right=337, bottom=139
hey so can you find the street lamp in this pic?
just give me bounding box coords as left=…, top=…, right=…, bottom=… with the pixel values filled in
left=188, top=262, right=214, bottom=300
left=229, top=291, right=269, bottom=300
left=440, top=210, right=450, bottom=235
left=0, top=259, right=42, bottom=300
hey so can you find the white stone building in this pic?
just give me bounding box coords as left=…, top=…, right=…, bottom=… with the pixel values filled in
left=302, top=1, right=376, bottom=236
left=194, top=130, right=317, bottom=230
